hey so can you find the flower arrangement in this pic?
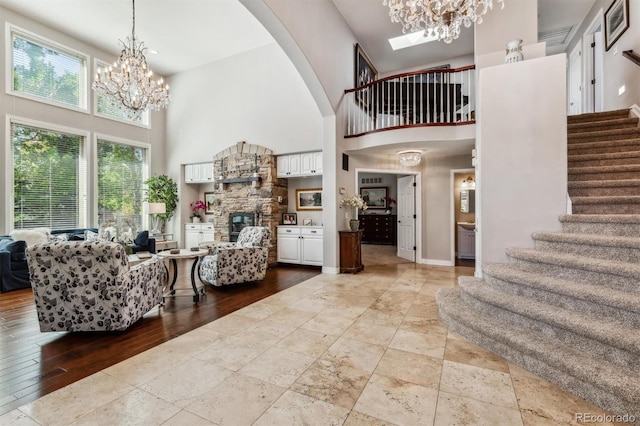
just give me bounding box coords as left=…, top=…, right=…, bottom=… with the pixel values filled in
left=385, top=196, right=396, bottom=207
left=339, top=195, right=368, bottom=210
left=190, top=199, right=206, bottom=218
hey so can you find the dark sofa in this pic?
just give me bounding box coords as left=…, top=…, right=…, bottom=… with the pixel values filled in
left=0, top=228, right=155, bottom=293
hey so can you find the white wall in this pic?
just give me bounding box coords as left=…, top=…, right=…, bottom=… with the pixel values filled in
left=477, top=54, right=567, bottom=265
left=566, top=0, right=640, bottom=110
left=0, top=6, right=166, bottom=234
left=286, top=176, right=324, bottom=226
left=165, top=43, right=323, bottom=243
left=474, top=0, right=538, bottom=57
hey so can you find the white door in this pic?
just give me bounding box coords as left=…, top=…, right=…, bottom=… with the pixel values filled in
left=593, top=30, right=604, bottom=112
left=568, top=43, right=582, bottom=115
left=397, top=175, right=415, bottom=262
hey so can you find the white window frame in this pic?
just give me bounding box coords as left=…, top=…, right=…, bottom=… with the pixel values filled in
left=93, top=58, right=151, bottom=128
left=5, top=115, right=90, bottom=232
left=92, top=133, right=151, bottom=230
left=5, top=23, right=90, bottom=113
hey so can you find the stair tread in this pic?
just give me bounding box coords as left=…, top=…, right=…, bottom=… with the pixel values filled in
left=570, top=195, right=640, bottom=204
left=505, top=246, right=640, bottom=278
left=458, top=277, right=640, bottom=352
left=568, top=117, right=639, bottom=133
left=567, top=109, right=630, bottom=124
left=532, top=230, right=640, bottom=249
left=568, top=127, right=640, bottom=140
left=437, top=289, right=640, bottom=404
left=559, top=214, right=640, bottom=223
left=568, top=179, right=640, bottom=188
left=483, top=263, right=640, bottom=314
left=567, top=137, right=640, bottom=150
left=568, top=150, right=640, bottom=161
left=569, top=164, right=640, bottom=173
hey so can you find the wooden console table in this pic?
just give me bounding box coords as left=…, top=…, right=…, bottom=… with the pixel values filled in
left=339, top=230, right=363, bottom=274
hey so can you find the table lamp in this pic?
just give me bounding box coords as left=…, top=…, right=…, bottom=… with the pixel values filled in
left=148, top=202, right=166, bottom=235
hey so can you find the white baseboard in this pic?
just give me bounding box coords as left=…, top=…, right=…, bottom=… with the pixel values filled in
left=424, top=258, right=455, bottom=267
left=322, top=266, right=339, bottom=275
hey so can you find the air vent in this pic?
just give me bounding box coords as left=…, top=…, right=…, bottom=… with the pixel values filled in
left=361, top=177, right=382, bottom=184
left=538, top=26, right=573, bottom=47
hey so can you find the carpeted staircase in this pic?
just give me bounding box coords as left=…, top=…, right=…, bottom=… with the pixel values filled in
left=437, top=108, right=640, bottom=423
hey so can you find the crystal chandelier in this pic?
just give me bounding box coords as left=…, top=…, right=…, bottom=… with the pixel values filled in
left=398, top=150, right=422, bottom=167
left=93, top=0, right=169, bottom=119
left=383, top=0, right=505, bottom=43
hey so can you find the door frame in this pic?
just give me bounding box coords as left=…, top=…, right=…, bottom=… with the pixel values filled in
left=355, top=168, right=422, bottom=263
left=450, top=168, right=476, bottom=270
left=582, top=9, right=605, bottom=113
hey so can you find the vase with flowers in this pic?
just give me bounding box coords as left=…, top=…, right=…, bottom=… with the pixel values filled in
left=384, top=196, right=396, bottom=214
left=190, top=199, right=206, bottom=223
left=339, top=194, right=368, bottom=231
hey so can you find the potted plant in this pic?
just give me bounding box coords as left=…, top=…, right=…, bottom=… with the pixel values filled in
left=144, top=175, right=178, bottom=231
left=190, top=199, right=205, bottom=223
left=339, top=195, right=368, bottom=231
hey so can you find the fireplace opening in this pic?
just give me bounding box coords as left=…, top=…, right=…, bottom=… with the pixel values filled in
left=229, top=212, right=255, bottom=242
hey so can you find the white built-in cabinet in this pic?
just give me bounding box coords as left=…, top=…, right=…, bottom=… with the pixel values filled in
left=277, top=226, right=323, bottom=266
left=185, top=162, right=214, bottom=183
left=277, top=151, right=322, bottom=177
left=185, top=223, right=215, bottom=248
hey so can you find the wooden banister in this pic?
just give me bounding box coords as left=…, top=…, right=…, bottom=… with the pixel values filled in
left=623, top=50, right=640, bottom=67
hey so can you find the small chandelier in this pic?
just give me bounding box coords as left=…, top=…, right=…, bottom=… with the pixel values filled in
left=93, top=0, right=169, bottom=119
left=398, top=150, right=422, bottom=167
left=383, top=0, right=505, bottom=43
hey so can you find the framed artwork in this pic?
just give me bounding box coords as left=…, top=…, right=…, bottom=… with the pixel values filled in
left=360, top=187, right=387, bottom=209
left=204, top=192, right=215, bottom=214
left=296, top=188, right=323, bottom=211
left=282, top=213, right=297, bottom=225
left=303, top=218, right=312, bottom=226
left=354, top=43, right=377, bottom=88
left=605, top=0, right=629, bottom=51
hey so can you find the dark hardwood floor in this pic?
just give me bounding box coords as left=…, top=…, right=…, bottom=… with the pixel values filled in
left=0, top=261, right=320, bottom=415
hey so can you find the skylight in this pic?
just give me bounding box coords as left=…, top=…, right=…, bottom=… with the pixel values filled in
left=389, top=31, right=438, bottom=50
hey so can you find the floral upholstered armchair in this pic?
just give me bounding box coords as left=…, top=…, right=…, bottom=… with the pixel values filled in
left=26, top=241, right=167, bottom=332
left=199, top=226, right=270, bottom=287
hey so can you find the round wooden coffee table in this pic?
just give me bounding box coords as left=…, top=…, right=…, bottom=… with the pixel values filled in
left=157, top=249, right=208, bottom=303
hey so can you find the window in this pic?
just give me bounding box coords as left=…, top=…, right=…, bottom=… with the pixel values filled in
left=97, top=138, right=149, bottom=231
left=95, top=60, right=150, bottom=126
left=11, top=120, right=87, bottom=230
left=9, top=25, right=88, bottom=110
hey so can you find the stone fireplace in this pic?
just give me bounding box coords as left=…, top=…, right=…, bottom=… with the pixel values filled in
left=229, top=212, right=255, bottom=242
left=211, top=142, right=287, bottom=264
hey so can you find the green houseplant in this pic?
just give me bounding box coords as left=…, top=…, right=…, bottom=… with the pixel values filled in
left=144, top=175, right=179, bottom=224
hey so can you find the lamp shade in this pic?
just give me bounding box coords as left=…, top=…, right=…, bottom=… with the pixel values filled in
left=148, top=202, right=166, bottom=214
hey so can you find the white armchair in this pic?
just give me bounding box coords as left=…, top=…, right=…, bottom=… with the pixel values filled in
left=199, top=226, right=270, bottom=287
left=26, top=241, right=166, bottom=332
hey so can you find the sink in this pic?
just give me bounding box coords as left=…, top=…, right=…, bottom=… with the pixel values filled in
left=457, top=222, right=475, bottom=231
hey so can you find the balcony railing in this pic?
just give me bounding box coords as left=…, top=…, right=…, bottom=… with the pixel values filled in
left=344, top=65, right=475, bottom=137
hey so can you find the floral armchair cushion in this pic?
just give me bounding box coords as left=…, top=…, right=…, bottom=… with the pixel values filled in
left=199, top=226, right=270, bottom=287
left=27, top=241, right=166, bottom=332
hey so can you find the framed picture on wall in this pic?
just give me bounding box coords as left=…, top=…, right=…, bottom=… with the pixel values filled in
left=282, top=213, right=297, bottom=225
left=204, top=192, right=215, bottom=214
left=360, top=187, right=387, bottom=209
left=354, top=43, right=377, bottom=88
left=296, top=188, right=322, bottom=211
left=604, top=0, right=629, bottom=51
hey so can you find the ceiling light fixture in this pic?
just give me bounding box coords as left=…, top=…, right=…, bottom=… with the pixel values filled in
left=398, top=150, right=423, bottom=167
left=383, top=0, right=505, bottom=44
left=92, top=0, right=169, bottom=119
left=461, top=176, right=476, bottom=189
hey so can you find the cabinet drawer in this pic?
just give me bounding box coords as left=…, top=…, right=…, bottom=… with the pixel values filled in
left=301, top=228, right=323, bottom=237
left=278, top=227, right=301, bottom=235
left=201, top=224, right=214, bottom=231
left=185, top=224, right=199, bottom=230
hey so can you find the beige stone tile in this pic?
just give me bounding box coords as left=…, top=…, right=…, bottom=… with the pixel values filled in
left=195, top=331, right=276, bottom=371
left=321, top=337, right=386, bottom=374
left=358, top=307, right=405, bottom=327
left=202, top=313, right=259, bottom=334
left=444, top=336, right=510, bottom=373
left=140, top=358, right=233, bottom=407
left=19, top=372, right=134, bottom=426
left=434, top=391, right=523, bottom=426
left=512, top=374, right=619, bottom=425
left=247, top=320, right=297, bottom=338
left=440, top=360, right=519, bottom=410
left=399, top=316, right=448, bottom=335
left=343, top=411, right=396, bottom=426
left=289, top=297, right=329, bottom=313
left=162, top=410, right=215, bottom=425
left=160, top=327, right=228, bottom=356
left=234, top=302, right=281, bottom=320
left=508, top=363, right=545, bottom=380
left=263, top=307, right=317, bottom=327
left=276, top=328, right=338, bottom=358
left=388, top=329, right=447, bottom=359
left=69, top=388, right=181, bottom=425
left=374, top=348, right=442, bottom=389
left=290, top=359, right=370, bottom=409
left=353, top=373, right=438, bottom=426
left=406, top=302, right=440, bottom=318
left=185, top=373, right=286, bottom=425
left=239, top=347, right=315, bottom=388
left=253, top=390, right=350, bottom=426
left=342, top=318, right=397, bottom=346
left=1, top=410, right=39, bottom=426
left=301, top=310, right=357, bottom=336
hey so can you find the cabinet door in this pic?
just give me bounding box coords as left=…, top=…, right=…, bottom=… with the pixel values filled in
left=185, top=164, right=194, bottom=182
left=192, top=164, right=202, bottom=182
left=300, top=153, right=314, bottom=175
left=276, top=156, right=290, bottom=177
left=313, top=151, right=323, bottom=174
left=301, top=236, right=323, bottom=266
left=200, top=163, right=213, bottom=182
left=277, top=235, right=300, bottom=263
left=288, top=154, right=301, bottom=176
left=185, top=230, right=200, bottom=249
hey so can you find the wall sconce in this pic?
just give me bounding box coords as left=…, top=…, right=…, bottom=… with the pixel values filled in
left=461, top=176, right=476, bottom=189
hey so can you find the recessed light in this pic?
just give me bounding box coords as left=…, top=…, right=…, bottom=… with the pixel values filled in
left=389, top=31, right=438, bottom=51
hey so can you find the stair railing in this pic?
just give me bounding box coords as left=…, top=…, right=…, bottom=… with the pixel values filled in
left=622, top=50, right=640, bottom=67
left=344, top=65, right=475, bottom=137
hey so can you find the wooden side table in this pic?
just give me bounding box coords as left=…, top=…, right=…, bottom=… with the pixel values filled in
left=339, top=230, right=363, bottom=274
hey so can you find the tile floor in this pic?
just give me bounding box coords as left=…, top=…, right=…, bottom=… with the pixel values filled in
left=1, top=250, right=623, bottom=425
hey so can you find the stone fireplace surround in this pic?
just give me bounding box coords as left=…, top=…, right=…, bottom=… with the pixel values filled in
left=211, top=142, right=288, bottom=265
